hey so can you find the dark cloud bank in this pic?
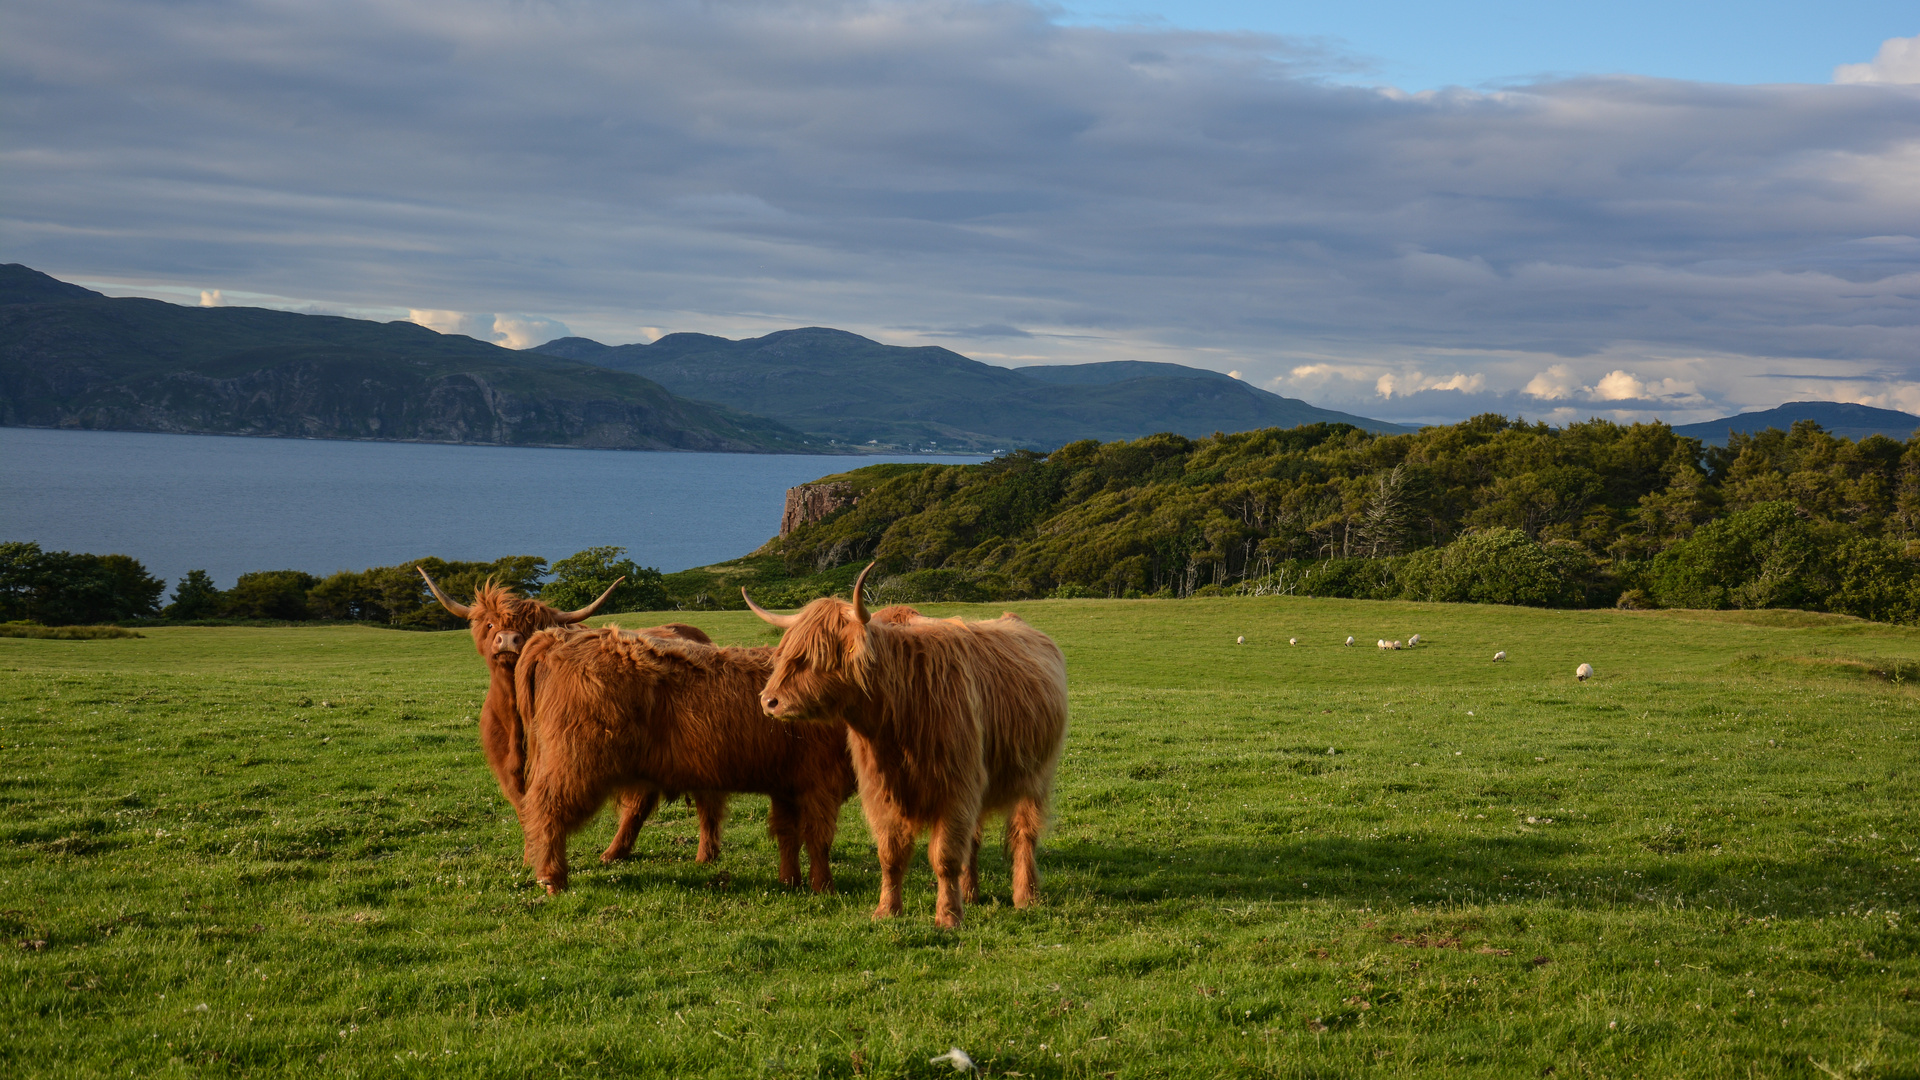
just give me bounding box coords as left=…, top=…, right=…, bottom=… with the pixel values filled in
left=3, top=0, right=1916, bottom=425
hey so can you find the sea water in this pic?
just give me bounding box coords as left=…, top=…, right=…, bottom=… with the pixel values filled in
left=0, top=427, right=984, bottom=589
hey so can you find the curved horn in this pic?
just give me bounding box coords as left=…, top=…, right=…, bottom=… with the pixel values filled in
left=741, top=588, right=798, bottom=629
left=558, top=576, right=625, bottom=624
left=851, top=561, right=875, bottom=625
left=417, top=566, right=472, bottom=619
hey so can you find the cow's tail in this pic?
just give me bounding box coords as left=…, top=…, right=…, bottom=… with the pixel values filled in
left=510, top=632, right=556, bottom=793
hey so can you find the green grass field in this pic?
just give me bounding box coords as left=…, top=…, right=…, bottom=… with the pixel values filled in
left=3, top=599, right=1917, bottom=1078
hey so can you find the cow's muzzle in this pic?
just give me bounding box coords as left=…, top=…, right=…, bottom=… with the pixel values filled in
left=492, top=630, right=524, bottom=657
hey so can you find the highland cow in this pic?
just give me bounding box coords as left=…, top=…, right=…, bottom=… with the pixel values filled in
left=746, top=564, right=1069, bottom=928
left=508, top=624, right=856, bottom=894
left=420, top=567, right=722, bottom=863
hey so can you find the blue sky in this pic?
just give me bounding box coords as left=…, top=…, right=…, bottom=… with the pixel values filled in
left=3, top=1, right=1916, bottom=427
left=1060, top=1, right=1913, bottom=88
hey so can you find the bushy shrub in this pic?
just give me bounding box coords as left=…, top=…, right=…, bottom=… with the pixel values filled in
left=544, top=546, right=669, bottom=613
left=1649, top=502, right=1841, bottom=611
left=1294, top=558, right=1405, bottom=601
left=871, top=569, right=991, bottom=605
left=1827, top=536, right=1920, bottom=624
left=1401, top=528, right=1583, bottom=607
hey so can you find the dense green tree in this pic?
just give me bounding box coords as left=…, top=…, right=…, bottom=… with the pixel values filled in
left=164, top=570, right=223, bottom=620
left=0, top=541, right=164, bottom=624
left=757, top=414, right=1920, bottom=623
left=222, top=570, right=321, bottom=621
left=544, top=547, right=668, bottom=613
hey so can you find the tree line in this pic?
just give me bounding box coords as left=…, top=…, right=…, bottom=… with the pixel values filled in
left=0, top=543, right=667, bottom=628
left=767, top=415, right=1920, bottom=623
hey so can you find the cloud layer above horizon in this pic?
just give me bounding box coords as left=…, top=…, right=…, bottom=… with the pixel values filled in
left=3, top=1, right=1917, bottom=425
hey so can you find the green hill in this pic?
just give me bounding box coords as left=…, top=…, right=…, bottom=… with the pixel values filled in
left=0, top=265, right=813, bottom=452
left=665, top=413, right=1920, bottom=626
left=1672, top=400, right=1920, bottom=445
left=535, top=327, right=1410, bottom=451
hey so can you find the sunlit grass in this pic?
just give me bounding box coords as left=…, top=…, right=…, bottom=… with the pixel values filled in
left=1, top=599, right=1916, bottom=1077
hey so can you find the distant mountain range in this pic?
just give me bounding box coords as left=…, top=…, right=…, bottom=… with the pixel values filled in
left=1673, top=401, right=1920, bottom=446
left=7, top=263, right=1911, bottom=457
left=532, top=329, right=1410, bottom=450
left=0, top=264, right=811, bottom=452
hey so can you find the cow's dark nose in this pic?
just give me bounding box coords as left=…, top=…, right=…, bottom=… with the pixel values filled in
left=762, top=695, right=779, bottom=713
left=493, top=630, right=523, bottom=655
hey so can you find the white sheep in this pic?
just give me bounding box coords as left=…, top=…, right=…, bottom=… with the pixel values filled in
left=1344, top=635, right=1354, bottom=646
left=1576, top=662, right=1594, bottom=681
left=1493, top=650, right=1506, bottom=661
left=1289, top=637, right=1298, bottom=646
left=1408, top=634, right=1420, bottom=646
left=1236, top=635, right=1245, bottom=645
left=1376, top=639, right=1387, bottom=649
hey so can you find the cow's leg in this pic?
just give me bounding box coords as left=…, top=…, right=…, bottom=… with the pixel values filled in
left=600, top=787, right=661, bottom=863
left=694, top=793, right=728, bottom=863
left=521, top=774, right=603, bottom=895
left=864, top=802, right=915, bottom=920
left=768, top=796, right=803, bottom=887
left=961, top=819, right=984, bottom=905
left=801, top=789, right=841, bottom=895
left=1007, top=796, right=1045, bottom=909
left=928, top=810, right=977, bottom=929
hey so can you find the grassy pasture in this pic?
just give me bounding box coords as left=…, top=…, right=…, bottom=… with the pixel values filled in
left=1, top=599, right=1917, bottom=1078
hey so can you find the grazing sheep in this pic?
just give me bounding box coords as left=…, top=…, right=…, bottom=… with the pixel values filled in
left=1493, top=650, right=1506, bottom=661
left=1408, top=634, right=1420, bottom=647
left=1345, top=636, right=1354, bottom=647
left=1376, top=639, right=1387, bottom=649
left=1576, top=663, right=1594, bottom=681
left=1237, top=635, right=1245, bottom=644
left=1289, top=637, right=1298, bottom=646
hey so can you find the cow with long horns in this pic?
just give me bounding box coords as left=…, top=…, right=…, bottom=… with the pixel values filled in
left=419, top=568, right=724, bottom=864
left=506, top=624, right=857, bottom=894
left=745, top=564, right=1069, bottom=929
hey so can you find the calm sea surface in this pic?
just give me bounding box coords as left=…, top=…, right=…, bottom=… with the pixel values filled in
left=0, top=428, right=984, bottom=589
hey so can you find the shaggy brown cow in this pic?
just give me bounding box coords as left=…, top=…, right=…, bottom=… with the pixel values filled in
left=509, top=624, right=856, bottom=894
left=419, top=568, right=723, bottom=863
left=745, top=564, right=1069, bottom=928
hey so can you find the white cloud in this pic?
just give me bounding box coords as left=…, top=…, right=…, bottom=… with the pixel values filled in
left=1523, top=364, right=1579, bottom=400
left=198, top=289, right=224, bottom=307
left=1519, top=364, right=1703, bottom=404
left=1591, top=369, right=1700, bottom=402
left=408, top=309, right=483, bottom=337
left=1375, top=371, right=1485, bottom=399
left=1835, top=34, right=1920, bottom=85
left=409, top=310, right=569, bottom=349
left=490, top=314, right=569, bottom=350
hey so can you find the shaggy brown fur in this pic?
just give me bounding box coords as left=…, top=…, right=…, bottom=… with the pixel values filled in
left=510, top=626, right=857, bottom=894
left=749, top=573, right=1069, bottom=928
left=423, top=570, right=725, bottom=863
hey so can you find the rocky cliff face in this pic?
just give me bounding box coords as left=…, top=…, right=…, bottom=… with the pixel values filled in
left=781, top=481, right=857, bottom=536
left=2, top=357, right=790, bottom=451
